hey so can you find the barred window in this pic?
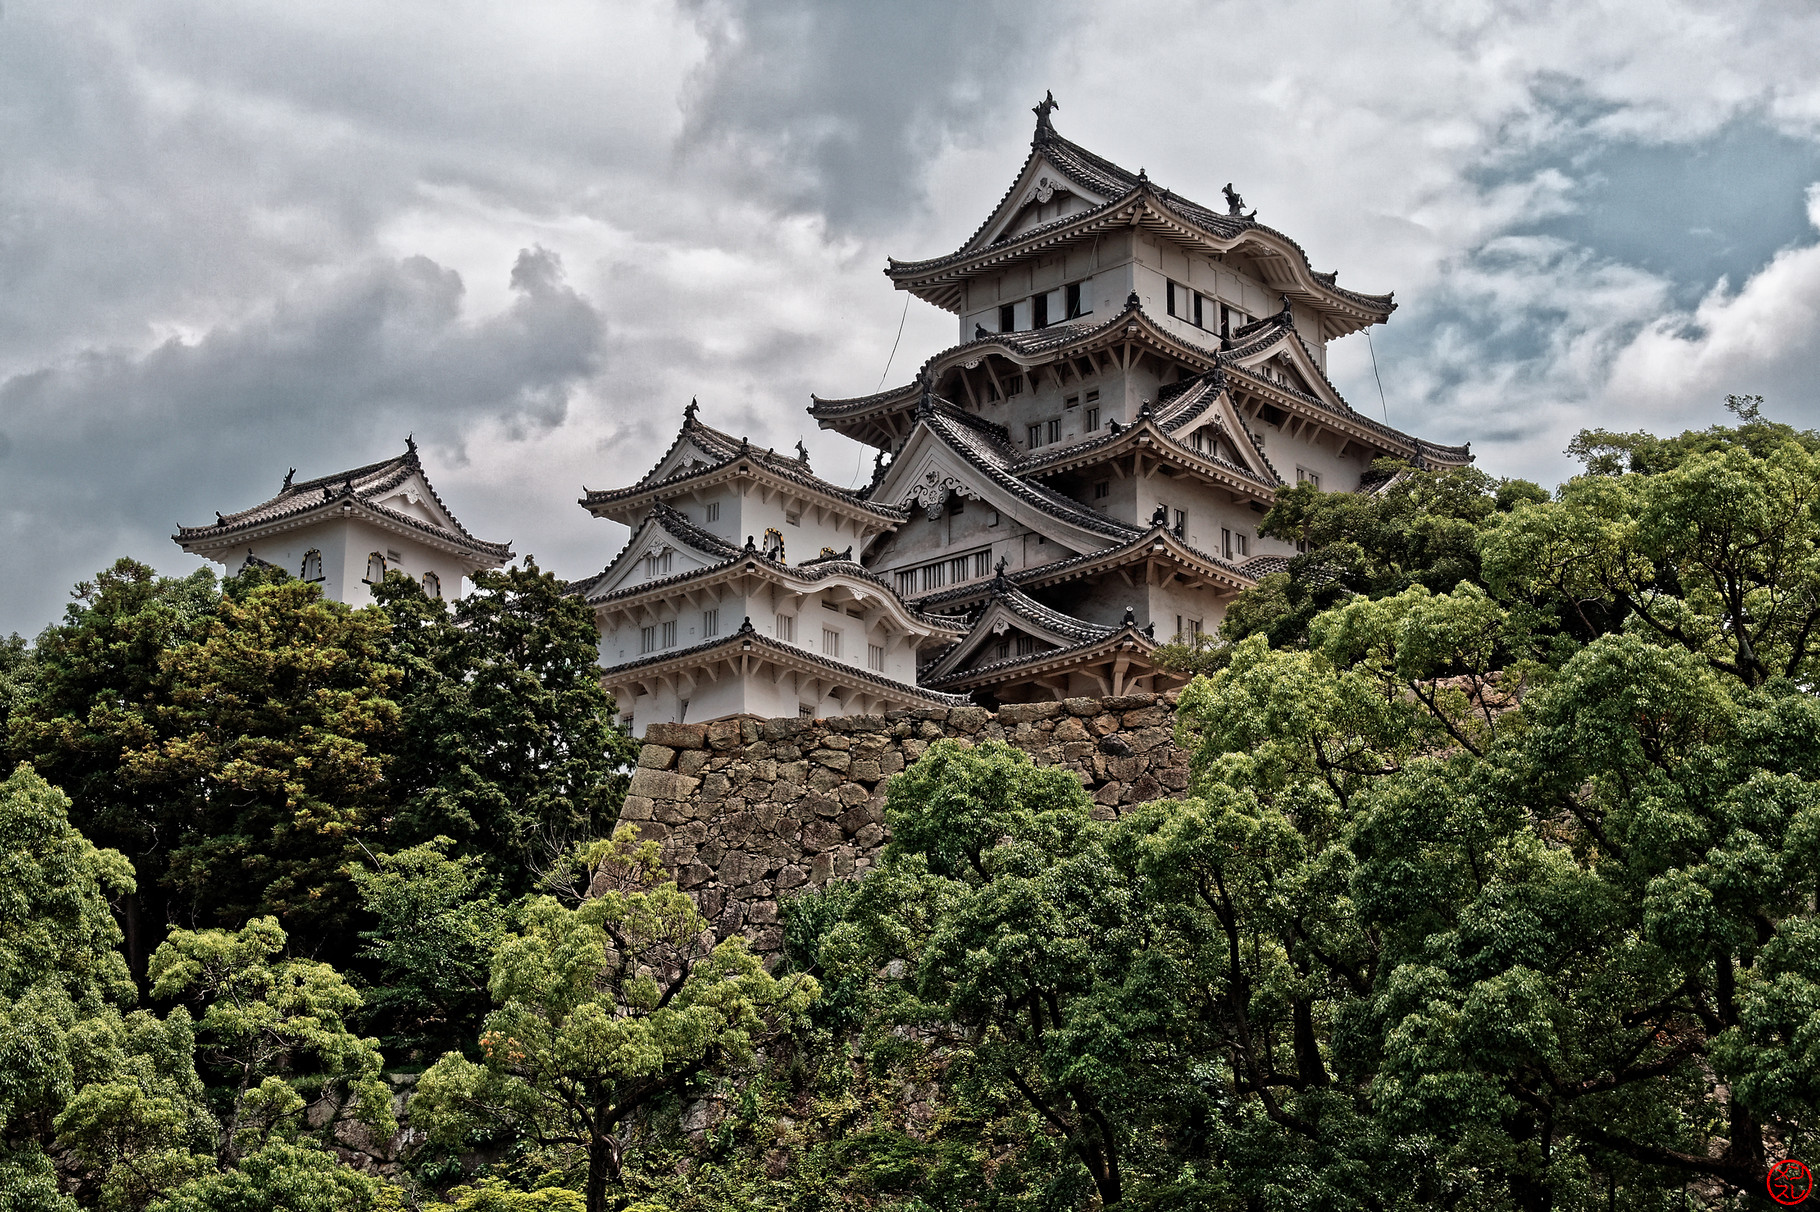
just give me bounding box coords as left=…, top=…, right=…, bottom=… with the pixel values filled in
left=775, top=613, right=796, bottom=642
left=661, top=620, right=677, bottom=648
left=639, top=625, right=657, bottom=654
left=702, top=608, right=719, bottom=638
left=868, top=643, right=885, bottom=672
left=821, top=628, right=841, bottom=658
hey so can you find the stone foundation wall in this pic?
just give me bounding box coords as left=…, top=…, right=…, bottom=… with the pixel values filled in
left=613, top=692, right=1191, bottom=955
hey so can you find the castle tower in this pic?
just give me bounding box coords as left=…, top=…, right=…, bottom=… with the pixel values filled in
left=174, top=439, right=512, bottom=603
left=573, top=403, right=967, bottom=731
left=807, top=97, right=1470, bottom=704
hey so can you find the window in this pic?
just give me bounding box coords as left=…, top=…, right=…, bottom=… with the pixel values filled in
left=799, top=703, right=815, bottom=718
left=661, top=620, right=677, bottom=648
left=1065, top=281, right=1084, bottom=318
left=1027, top=424, right=1042, bottom=449
left=622, top=713, right=634, bottom=732
left=1032, top=292, right=1049, bottom=329
left=868, top=643, right=885, bottom=672
left=785, top=511, right=801, bottom=526
left=1046, top=418, right=1060, bottom=445
left=1094, top=480, right=1110, bottom=500
left=922, top=562, right=945, bottom=592
left=1236, top=532, right=1249, bottom=557
left=1192, top=429, right=1206, bottom=453
left=1172, top=509, right=1187, bottom=538
left=1296, top=468, right=1321, bottom=489
left=1016, top=636, right=1036, bottom=656
left=1064, top=394, right=1079, bottom=409
left=1189, top=618, right=1203, bottom=636
left=1085, top=388, right=1100, bottom=405
left=999, top=303, right=1016, bottom=333
left=822, top=627, right=841, bottom=658
left=300, top=550, right=323, bottom=582
left=640, top=625, right=658, bottom=654
left=387, top=549, right=402, bottom=564
left=775, top=613, right=796, bottom=642
left=997, top=640, right=1011, bottom=660
left=989, top=509, right=1000, bottom=526
left=974, top=550, right=991, bottom=578
left=705, top=501, right=720, bottom=522
left=902, top=549, right=990, bottom=595
left=423, top=571, right=442, bottom=599
left=1222, top=528, right=1233, bottom=559
left=1167, top=280, right=1210, bottom=327
left=1004, top=374, right=1024, bottom=396
left=896, top=570, right=917, bottom=596
left=364, top=552, right=386, bottom=583
left=643, top=550, right=673, bottom=579
left=1085, top=407, right=1100, bottom=432
left=702, top=607, right=719, bottom=638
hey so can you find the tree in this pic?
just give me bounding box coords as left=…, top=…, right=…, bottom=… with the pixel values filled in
left=147, top=917, right=395, bottom=1166
left=143, top=1140, right=395, bottom=1212
left=349, top=839, right=510, bottom=1062
left=375, top=562, right=637, bottom=898
left=413, top=836, right=817, bottom=1212
left=0, top=764, right=140, bottom=1210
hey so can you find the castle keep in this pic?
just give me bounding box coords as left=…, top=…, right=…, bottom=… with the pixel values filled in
left=576, top=98, right=1467, bottom=730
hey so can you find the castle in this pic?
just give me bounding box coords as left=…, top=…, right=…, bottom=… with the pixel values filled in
left=178, top=99, right=1467, bottom=733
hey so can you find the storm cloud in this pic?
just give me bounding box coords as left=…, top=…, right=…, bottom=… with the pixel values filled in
left=6, top=0, right=1820, bottom=633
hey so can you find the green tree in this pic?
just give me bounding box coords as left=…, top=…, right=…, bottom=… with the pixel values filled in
left=144, top=1140, right=395, bottom=1212
left=413, top=836, right=817, bottom=1212
left=374, top=562, right=637, bottom=897
left=349, top=839, right=510, bottom=1061
left=0, top=765, right=140, bottom=1210
left=147, top=917, right=395, bottom=1165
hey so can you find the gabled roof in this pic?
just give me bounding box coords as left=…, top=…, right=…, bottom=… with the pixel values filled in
left=580, top=402, right=907, bottom=526
left=174, top=440, right=513, bottom=563
left=884, top=110, right=1395, bottom=335
left=601, top=617, right=973, bottom=708
left=920, top=578, right=1119, bottom=683
left=871, top=394, right=1143, bottom=550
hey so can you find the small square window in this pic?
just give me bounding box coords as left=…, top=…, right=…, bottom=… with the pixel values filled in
left=1065, top=281, right=1084, bottom=318
left=1032, top=293, right=1049, bottom=329
left=1093, top=480, right=1110, bottom=500
left=799, top=703, right=815, bottom=718
left=1084, top=389, right=1100, bottom=404
left=786, top=511, right=801, bottom=526
left=1296, top=468, right=1321, bottom=489
left=1028, top=424, right=1043, bottom=449
left=1045, top=419, right=1060, bottom=444
left=1064, top=394, right=1079, bottom=409
left=1172, top=509, right=1187, bottom=537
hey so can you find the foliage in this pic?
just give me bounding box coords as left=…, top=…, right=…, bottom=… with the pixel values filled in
left=147, top=917, right=395, bottom=1165
left=143, top=1140, right=396, bottom=1212
left=413, top=836, right=817, bottom=1212
left=373, top=562, right=638, bottom=897
left=350, top=839, right=510, bottom=1062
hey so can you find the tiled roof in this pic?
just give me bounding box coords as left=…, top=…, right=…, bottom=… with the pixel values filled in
left=571, top=505, right=964, bottom=634
left=582, top=408, right=907, bottom=520
left=602, top=617, right=972, bottom=707
left=888, top=124, right=1394, bottom=317
left=174, top=441, right=513, bottom=561
left=917, top=399, right=1144, bottom=542
left=922, top=583, right=1161, bottom=690
left=1239, top=554, right=1293, bottom=578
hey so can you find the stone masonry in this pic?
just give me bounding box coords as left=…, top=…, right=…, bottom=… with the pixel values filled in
left=612, top=691, right=1191, bottom=956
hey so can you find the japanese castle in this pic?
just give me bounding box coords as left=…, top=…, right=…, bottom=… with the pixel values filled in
left=176, top=98, right=1469, bottom=732
left=573, top=98, right=1469, bottom=729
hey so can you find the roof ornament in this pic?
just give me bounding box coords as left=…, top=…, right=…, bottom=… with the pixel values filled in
left=795, top=439, right=810, bottom=465
left=1279, top=294, right=1295, bottom=326
left=282, top=468, right=295, bottom=490
left=406, top=433, right=417, bottom=456
left=215, top=512, right=226, bottom=524
left=1108, top=419, right=1123, bottom=434
left=1032, top=90, right=1059, bottom=138
left=1125, top=290, right=1141, bottom=310
left=1150, top=504, right=1169, bottom=527
left=1143, top=622, right=1155, bottom=638
left=323, top=485, right=334, bottom=501
left=684, top=397, right=699, bottom=424
left=342, top=478, right=356, bottom=496
left=974, top=323, right=989, bottom=340
left=1122, top=606, right=1136, bottom=627
left=1138, top=398, right=1152, bottom=418
left=1223, top=183, right=1257, bottom=220
left=993, top=555, right=1010, bottom=588
left=1137, top=167, right=1148, bottom=182
left=916, top=373, right=935, bottom=418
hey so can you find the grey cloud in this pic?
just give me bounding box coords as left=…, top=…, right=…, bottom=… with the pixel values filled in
left=0, top=248, right=602, bottom=633
left=676, top=0, right=1084, bottom=227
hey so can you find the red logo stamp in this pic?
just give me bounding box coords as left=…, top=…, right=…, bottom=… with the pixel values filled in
left=1769, top=1159, right=1813, bottom=1206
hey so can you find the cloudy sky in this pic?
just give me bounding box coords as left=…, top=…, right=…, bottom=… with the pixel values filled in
left=6, top=0, right=1820, bottom=635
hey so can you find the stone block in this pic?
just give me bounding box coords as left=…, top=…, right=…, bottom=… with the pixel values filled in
left=999, top=701, right=1063, bottom=723
left=701, top=771, right=733, bottom=800
left=740, top=718, right=762, bottom=744
left=744, top=900, right=779, bottom=925
left=810, top=749, right=852, bottom=773
left=677, top=749, right=711, bottom=776
left=850, top=759, right=882, bottom=782
left=678, top=862, right=713, bottom=890
left=637, top=745, right=676, bottom=769
left=1121, top=706, right=1166, bottom=728
left=645, top=722, right=708, bottom=749
left=808, top=767, right=845, bottom=793
left=916, top=721, right=946, bottom=740
left=836, top=804, right=875, bottom=836
left=948, top=705, right=992, bottom=733
left=741, top=741, right=774, bottom=762
left=879, top=750, right=906, bottom=774
left=855, top=822, right=885, bottom=849
left=809, top=852, right=835, bottom=885
left=1107, top=693, right=1158, bottom=711
left=1061, top=741, right=1097, bottom=762
left=627, top=768, right=702, bottom=802
left=775, top=865, right=808, bottom=891
left=707, top=719, right=743, bottom=750
left=819, top=733, right=851, bottom=750
left=1130, top=773, right=1163, bottom=802
left=1098, top=734, right=1134, bottom=757
left=1063, top=696, right=1101, bottom=716
left=654, top=801, right=690, bottom=826
left=801, top=819, right=844, bottom=853
left=1158, top=765, right=1190, bottom=791
left=719, top=850, right=769, bottom=888
left=1053, top=717, right=1092, bottom=742
left=838, top=782, right=871, bottom=806
left=776, top=760, right=808, bottom=785
left=760, top=717, right=815, bottom=742
left=618, top=795, right=654, bottom=821
left=1090, top=713, right=1121, bottom=736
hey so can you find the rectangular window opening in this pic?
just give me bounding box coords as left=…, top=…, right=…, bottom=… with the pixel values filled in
left=1065, top=281, right=1083, bottom=319
left=868, top=643, right=885, bottom=672
left=999, top=303, right=1016, bottom=333
left=1093, top=480, right=1109, bottom=500
left=702, top=607, right=719, bottom=638
left=705, top=501, right=720, bottom=522
left=775, top=613, right=796, bottom=642
left=639, top=625, right=657, bottom=654
left=1032, top=292, right=1049, bottom=329
left=661, top=620, right=677, bottom=649
left=1085, top=406, right=1100, bottom=432
left=822, top=628, right=841, bottom=658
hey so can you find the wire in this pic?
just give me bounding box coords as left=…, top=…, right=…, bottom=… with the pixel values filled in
left=852, top=295, right=913, bottom=487
left=1365, top=329, right=1390, bottom=424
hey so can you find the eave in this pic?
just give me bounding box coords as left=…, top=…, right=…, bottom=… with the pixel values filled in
left=174, top=498, right=513, bottom=568
left=580, top=457, right=907, bottom=530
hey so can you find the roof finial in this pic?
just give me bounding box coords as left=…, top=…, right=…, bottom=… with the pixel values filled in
left=916, top=373, right=935, bottom=418
left=1223, top=183, right=1257, bottom=220
left=795, top=439, right=810, bottom=465
left=1032, top=90, right=1059, bottom=138
left=1122, top=605, right=1136, bottom=627
left=684, top=397, right=699, bottom=424
left=282, top=468, right=295, bottom=490
left=1137, top=166, right=1148, bottom=182
left=1279, top=294, right=1293, bottom=321
left=974, top=322, right=989, bottom=340
left=406, top=433, right=417, bottom=456
left=993, top=555, right=1010, bottom=588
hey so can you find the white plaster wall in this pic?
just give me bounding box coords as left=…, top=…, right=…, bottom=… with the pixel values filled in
left=237, top=518, right=472, bottom=607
